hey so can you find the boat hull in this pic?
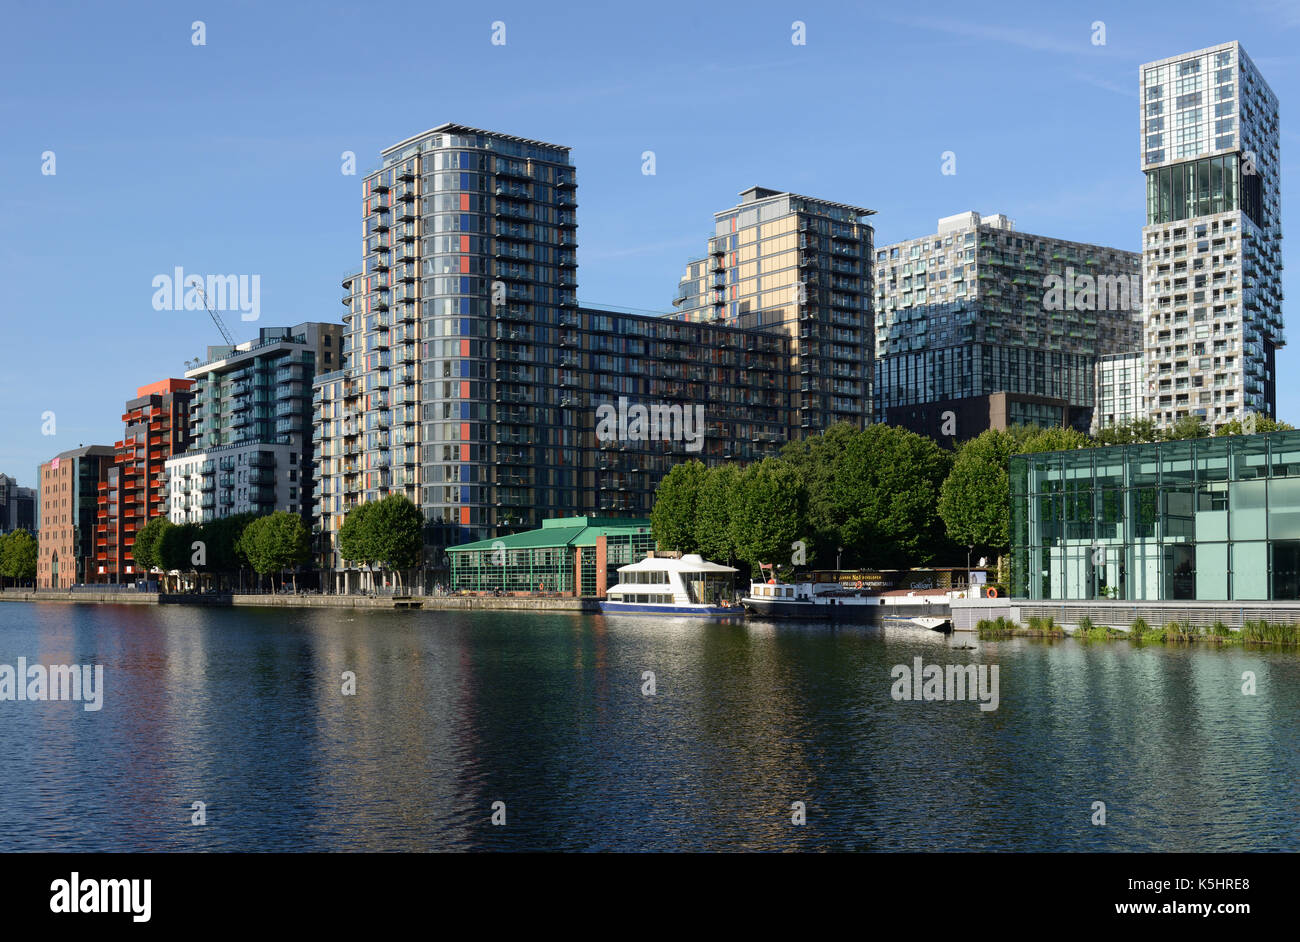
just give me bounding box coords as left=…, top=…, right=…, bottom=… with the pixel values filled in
left=599, top=602, right=743, bottom=617
left=743, top=598, right=951, bottom=624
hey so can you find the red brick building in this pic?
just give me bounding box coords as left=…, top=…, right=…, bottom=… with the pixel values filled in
left=94, top=379, right=194, bottom=582
left=36, top=446, right=115, bottom=588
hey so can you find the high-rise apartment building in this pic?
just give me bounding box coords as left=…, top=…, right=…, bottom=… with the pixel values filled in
left=1140, top=42, right=1283, bottom=429
left=167, top=324, right=341, bottom=526
left=672, top=186, right=875, bottom=432
left=873, top=212, right=1142, bottom=438
left=94, top=379, right=194, bottom=582
left=313, top=124, right=576, bottom=561
left=314, top=126, right=809, bottom=581
left=313, top=299, right=793, bottom=577
left=36, top=446, right=114, bottom=588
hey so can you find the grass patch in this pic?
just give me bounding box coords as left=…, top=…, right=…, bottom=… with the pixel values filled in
left=976, top=616, right=1018, bottom=639
left=1241, top=620, right=1300, bottom=644
left=1075, top=616, right=1123, bottom=641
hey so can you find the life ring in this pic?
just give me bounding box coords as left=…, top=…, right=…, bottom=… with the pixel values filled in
left=854, top=580, right=863, bottom=589
left=767, top=578, right=776, bottom=585
left=987, top=587, right=998, bottom=599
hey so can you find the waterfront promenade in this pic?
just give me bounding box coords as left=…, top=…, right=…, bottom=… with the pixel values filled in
left=0, top=589, right=599, bottom=612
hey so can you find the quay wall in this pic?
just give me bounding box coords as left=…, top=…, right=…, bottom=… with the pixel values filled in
left=951, top=597, right=1300, bottom=631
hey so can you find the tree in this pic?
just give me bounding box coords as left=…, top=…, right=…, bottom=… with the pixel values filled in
left=366, top=494, right=424, bottom=588
left=650, top=460, right=708, bottom=554
left=1020, top=425, right=1093, bottom=454
left=198, top=512, right=258, bottom=589
left=727, top=458, right=807, bottom=578
left=240, top=512, right=310, bottom=590
left=157, top=521, right=202, bottom=590
left=938, top=428, right=1026, bottom=555
left=694, top=464, right=741, bottom=564
left=338, top=502, right=375, bottom=569
left=1094, top=417, right=1160, bottom=445
left=781, top=422, right=860, bottom=566
left=827, top=425, right=953, bottom=569
left=1215, top=416, right=1294, bottom=436
left=131, top=516, right=172, bottom=575
left=1162, top=415, right=1210, bottom=441
left=0, top=530, right=38, bottom=587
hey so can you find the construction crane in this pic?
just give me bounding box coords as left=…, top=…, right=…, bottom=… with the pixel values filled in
left=193, top=283, right=236, bottom=346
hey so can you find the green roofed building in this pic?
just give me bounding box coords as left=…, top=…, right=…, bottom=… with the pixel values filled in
left=447, top=516, right=654, bottom=596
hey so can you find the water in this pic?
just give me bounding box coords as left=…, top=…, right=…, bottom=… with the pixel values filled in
left=0, top=601, right=1296, bottom=851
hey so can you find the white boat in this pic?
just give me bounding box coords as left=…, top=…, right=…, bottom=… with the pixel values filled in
left=600, top=554, right=743, bottom=617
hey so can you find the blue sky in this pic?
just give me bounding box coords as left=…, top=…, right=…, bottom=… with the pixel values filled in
left=3, top=0, right=1299, bottom=485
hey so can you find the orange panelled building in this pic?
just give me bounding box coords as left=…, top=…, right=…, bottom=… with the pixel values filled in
left=93, top=378, right=195, bottom=582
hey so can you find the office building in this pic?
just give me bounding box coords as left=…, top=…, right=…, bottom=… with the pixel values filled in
left=1140, top=42, right=1283, bottom=429
left=36, top=446, right=115, bottom=588
left=94, top=379, right=194, bottom=582
left=873, top=212, right=1142, bottom=438
left=1011, top=431, right=1300, bottom=601
left=167, top=323, right=341, bottom=525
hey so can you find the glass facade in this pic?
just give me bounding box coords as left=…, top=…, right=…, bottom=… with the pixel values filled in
left=1010, top=431, right=1300, bottom=601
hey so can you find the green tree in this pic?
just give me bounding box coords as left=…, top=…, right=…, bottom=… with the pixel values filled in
left=1215, top=415, right=1294, bottom=436
left=694, top=464, right=741, bottom=564
left=1021, top=425, right=1093, bottom=453
left=781, top=421, right=861, bottom=565
left=0, top=530, right=38, bottom=587
left=367, top=494, right=425, bottom=588
left=1094, top=417, right=1160, bottom=445
left=239, top=511, right=310, bottom=590
left=156, top=521, right=203, bottom=590
left=938, top=428, right=1027, bottom=554
left=828, top=425, right=953, bottom=569
left=338, top=502, right=375, bottom=569
left=131, top=516, right=173, bottom=574
left=1161, top=415, right=1209, bottom=441
left=727, top=458, right=807, bottom=578
left=198, top=512, right=258, bottom=588
left=650, top=460, right=708, bottom=553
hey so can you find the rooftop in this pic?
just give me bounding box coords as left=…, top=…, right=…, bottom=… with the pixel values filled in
left=381, top=122, right=571, bottom=158
left=729, top=185, right=875, bottom=218
left=448, top=516, right=652, bottom=552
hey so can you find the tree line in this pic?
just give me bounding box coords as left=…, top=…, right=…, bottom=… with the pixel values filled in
left=132, top=510, right=311, bottom=591
left=651, top=416, right=1295, bottom=579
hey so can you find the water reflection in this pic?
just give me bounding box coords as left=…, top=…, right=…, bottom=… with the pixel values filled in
left=0, top=603, right=1295, bottom=851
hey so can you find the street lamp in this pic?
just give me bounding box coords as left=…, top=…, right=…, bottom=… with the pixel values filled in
left=837, top=546, right=843, bottom=571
